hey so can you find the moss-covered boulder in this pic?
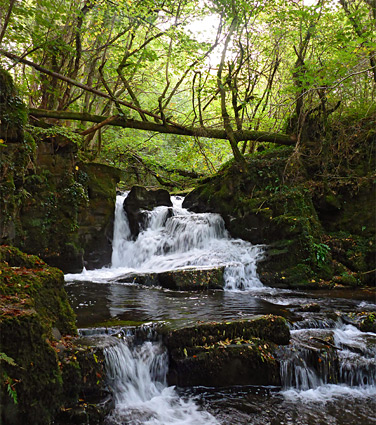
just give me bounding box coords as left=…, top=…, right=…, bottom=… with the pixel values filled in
left=163, top=316, right=289, bottom=387
left=116, top=266, right=225, bottom=290
left=0, top=246, right=111, bottom=425
left=167, top=341, right=281, bottom=387
left=0, top=246, right=77, bottom=424
left=0, top=245, right=76, bottom=333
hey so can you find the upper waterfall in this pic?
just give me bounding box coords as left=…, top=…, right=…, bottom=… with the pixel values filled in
left=66, top=192, right=265, bottom=290
left=111, top=193, right=264, bottom=290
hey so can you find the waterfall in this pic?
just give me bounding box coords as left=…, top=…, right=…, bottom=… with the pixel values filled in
left=108, top=193, right=264, bottom=290
left=104, top=335, right=219, bottom=425
left=279, top=323, right=376, bottom=401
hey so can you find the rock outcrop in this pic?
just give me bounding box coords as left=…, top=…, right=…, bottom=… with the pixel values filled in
left=163, top=315, right=290, bottom=387
left=123, top=185, right=172, bottom=238
left=0, top=246, right=109, bottom=425
left=183, top=144, right=375, bottom=288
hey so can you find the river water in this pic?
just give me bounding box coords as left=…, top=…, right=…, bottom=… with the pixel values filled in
left=65, top=194, right=376, bottom=425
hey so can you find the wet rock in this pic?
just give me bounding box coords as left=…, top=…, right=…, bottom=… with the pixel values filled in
left=167, top=342, right=281, bottom=387
left=359, top=312, right=376, bottom=333
left=123, top=185, right=172, bottom=238
left=182, top=148, right=333, bottom=288
left=163, top=316, right=290, bottom=387
left=116, top=266, right=225, bottom=290
left=296, top=303, right=321, bottom=313
left=343, top=312, right=376, bottom=333
left=163, top=315, right=290, bottom=349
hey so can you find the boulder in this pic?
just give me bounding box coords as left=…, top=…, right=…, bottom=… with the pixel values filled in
left=162, top=316, right=290, bottom=387
left=115, top=266, right=225, bottom=290
left=167, top=342, right=281, bottom=387
left=0, top=246, right=77, bottom=425
left=123, top=185, right=172, bottom=238
left=0, top=246, right=111, bottom=425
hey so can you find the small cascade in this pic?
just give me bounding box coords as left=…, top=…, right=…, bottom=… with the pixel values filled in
left=108, top=193, right=264, bottom=290
left=279, top=324, right=376, bottom=392
left=104, top=333, right=219, bottom=425
left=334, top=324, right=376, bottom=387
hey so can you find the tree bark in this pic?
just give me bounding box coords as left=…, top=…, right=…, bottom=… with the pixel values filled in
left=29, top=108, right=296, bottom=145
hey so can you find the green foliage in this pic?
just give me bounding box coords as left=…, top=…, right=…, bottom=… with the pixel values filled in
left=1, top=0, right=375, bottom=182
left=26, top=125, right=83, bottom=146
left=313, top=242, right=331, bottom=266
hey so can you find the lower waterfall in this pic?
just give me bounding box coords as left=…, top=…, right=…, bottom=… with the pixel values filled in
left=104, top=335, right=219, bottom=425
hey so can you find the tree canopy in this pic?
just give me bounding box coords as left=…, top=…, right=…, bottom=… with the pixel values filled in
left=0, top=0, right=375, bottom=178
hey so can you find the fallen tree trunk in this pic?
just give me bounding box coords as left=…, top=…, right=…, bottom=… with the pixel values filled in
left=29, top=108, right=296, bottom=145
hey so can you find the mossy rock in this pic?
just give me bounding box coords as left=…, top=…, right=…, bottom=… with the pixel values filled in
left=116, top=266, right=225, bottom=290
left=167, top=339, right=280, bottom=387
left=163, top=315, right=290, bottom=350
left=0, top=245, right=77, bottom=335
left=0, top=313, right=63, bottom=425
left=183, top=152, right=333, bottom=287
left=359, top=312, right=376, bottom=333
left=0, top=246, right=112, bottom=425
left=164, top=315, right=289, bottom=387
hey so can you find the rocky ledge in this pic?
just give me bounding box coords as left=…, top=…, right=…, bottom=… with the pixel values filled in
left=162, top=315, right=290, bottom=387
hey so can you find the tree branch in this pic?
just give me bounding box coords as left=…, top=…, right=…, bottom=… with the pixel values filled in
left=0, top=0, right=16, bottom=45
left=29, top=108, right=296, bottom=145
left=0, top=48, right=176, bottom=125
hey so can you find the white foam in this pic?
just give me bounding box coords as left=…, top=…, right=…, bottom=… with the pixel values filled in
left=282, top=383, right=376, bottom=403
left=65, top=193, right=265, bottom=290
left=105, top=338, right=219, bottom=425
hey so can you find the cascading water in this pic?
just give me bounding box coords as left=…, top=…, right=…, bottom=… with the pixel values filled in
left=65, top=191, right=376, bottom=424
left=279, top=322, right=376, bottom=406
left=71, top=193, right=264, bottom=290
left=104, top=334, right=219, bottom=425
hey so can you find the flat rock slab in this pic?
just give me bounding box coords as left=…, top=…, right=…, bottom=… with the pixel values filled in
left=115, top=266, right=225, bottom=290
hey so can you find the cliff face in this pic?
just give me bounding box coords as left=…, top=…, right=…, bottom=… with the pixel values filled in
left=0, top=68, right=121, bottom=273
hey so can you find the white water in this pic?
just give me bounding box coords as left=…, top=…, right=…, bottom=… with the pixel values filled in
left=280, top=323, right=376, bottom=402
left=66, top=193, right=264, bottom=290
left=104, top=337, right=219, bottom=425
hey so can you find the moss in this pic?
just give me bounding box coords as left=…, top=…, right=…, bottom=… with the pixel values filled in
left=163, top=315, right=290, bottom=350
left=0, top=314, right=63, bottom=425
left=0, top=245, right=77, bottom=335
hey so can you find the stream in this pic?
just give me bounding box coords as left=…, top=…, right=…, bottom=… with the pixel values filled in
left=65, top=193, right=376, bottom=425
